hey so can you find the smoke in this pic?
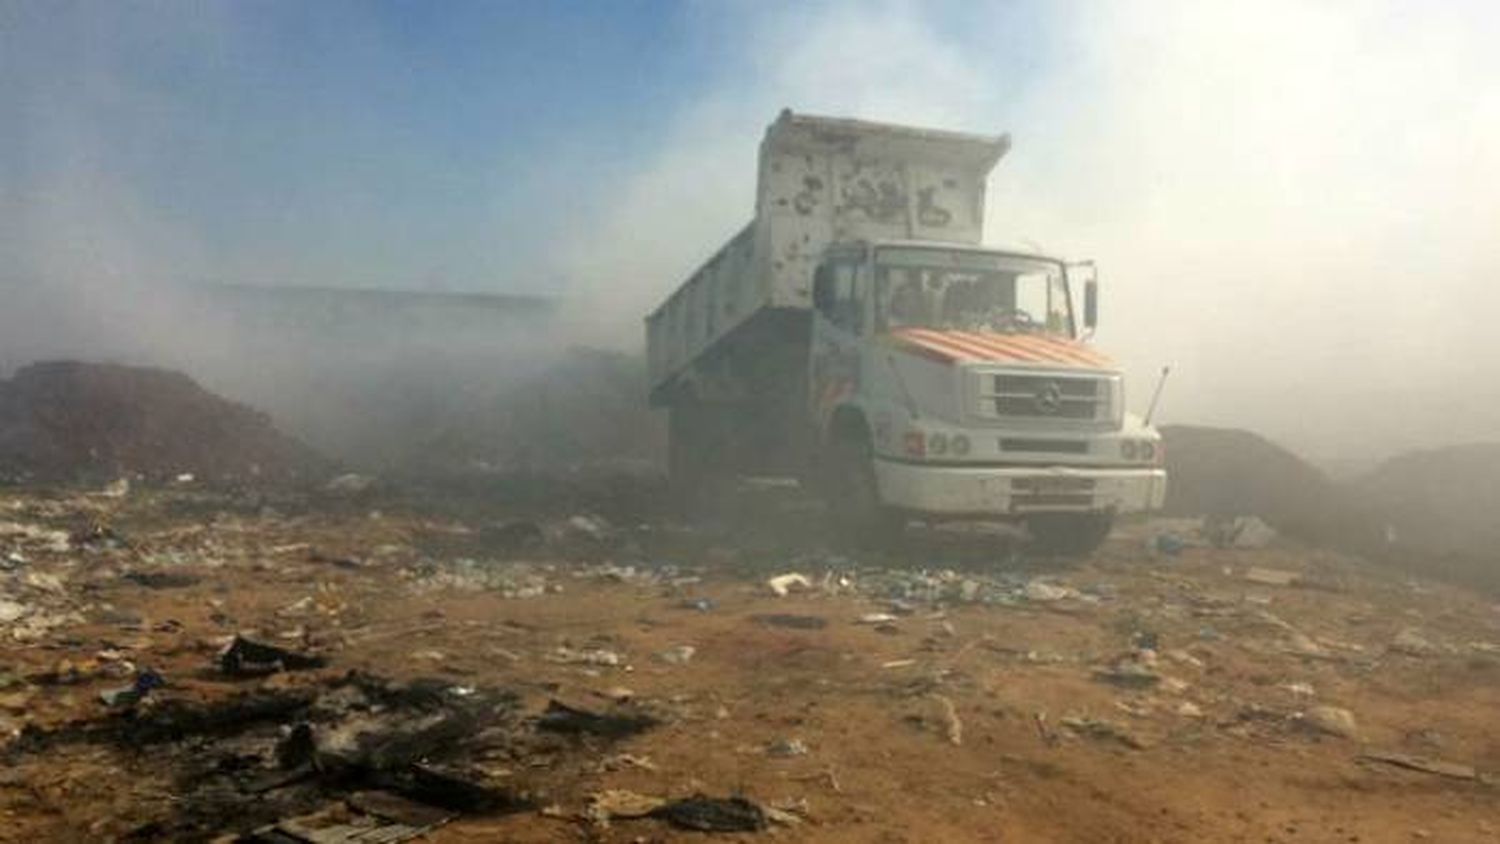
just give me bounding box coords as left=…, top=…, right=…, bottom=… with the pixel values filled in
left=557, top=0, right=1500, bottom=461
left=4, top=1, right=1497, bottom=468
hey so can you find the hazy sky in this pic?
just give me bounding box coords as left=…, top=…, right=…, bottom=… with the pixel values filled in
left=3, top=1, right=1498, bottom=461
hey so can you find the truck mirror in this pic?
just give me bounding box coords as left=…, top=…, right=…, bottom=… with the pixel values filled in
left=1084, top=279, right=1098, bottom=329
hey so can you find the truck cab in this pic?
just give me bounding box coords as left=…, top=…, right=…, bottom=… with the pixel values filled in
left=810, top=240, right=1165, bottom=552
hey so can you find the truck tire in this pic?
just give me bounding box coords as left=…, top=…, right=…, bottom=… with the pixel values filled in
left=825, top=430, right=904, bottom=547
left=1024, top=512, right=1114, bottom=557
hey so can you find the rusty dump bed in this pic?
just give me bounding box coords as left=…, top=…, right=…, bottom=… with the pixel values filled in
left=645, top=111, right=1010, bottom=397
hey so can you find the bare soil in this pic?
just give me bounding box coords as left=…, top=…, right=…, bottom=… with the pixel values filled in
left=2, top=484, right=1499, bottom=842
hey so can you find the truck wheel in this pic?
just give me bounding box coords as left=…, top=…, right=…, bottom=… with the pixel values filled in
left=826, top=432, right=904, bottom=547
left=1024, top=513, right=1114, bottom=557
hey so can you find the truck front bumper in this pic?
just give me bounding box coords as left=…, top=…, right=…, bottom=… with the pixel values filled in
left=872, top=459, right=1166, bottom=518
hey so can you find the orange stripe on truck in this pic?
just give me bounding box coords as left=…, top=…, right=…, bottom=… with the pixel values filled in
left=886, top=328, right=1113, bottom=369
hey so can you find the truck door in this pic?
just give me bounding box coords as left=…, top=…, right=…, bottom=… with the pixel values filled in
left=809, top=258, right=866, bottom=434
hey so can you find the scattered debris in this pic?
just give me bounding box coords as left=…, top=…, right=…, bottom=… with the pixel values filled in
left=1216, top=516, right=1279, bottom=549
left=1300, top=705, right=1359, bottom=739
left=547, top=646, right=625, bottom=667
left=767, top=573, right=812, bottom=597
left=325, top=473, right=378, bottom=495
left=123, top=570, right=200, bottom=589
left=587, top=789, right=667, bottom=822
left=1244, top=566, right=1301, bottom=587
left=537, top=700, right=660, bottom=738
left=1150, top=532, right=1187, bottom=556
left=1060, top=716, right=1146, bottom=749
left=932, top=694, right=963, bottom=746
left=650, top=795, right=767, bottom=833
left=565, top=514, right=614, bottom=543
left=1390, top=627, right=1442, bottom=656
left=1359, top=750, right=1479, bottom=780
left=1024, top=580, right=1078, bottom=602
left=99, top=668, right=165, bottom=708
left=750, top=613, right=827, bottom=630
left=220, top=636, right=328, bottom=676
left=655, top=645, right=696, bottom=665
left=766, top=737, right=809, bottom=758
left=1093, top=661, right=1162, bottom=689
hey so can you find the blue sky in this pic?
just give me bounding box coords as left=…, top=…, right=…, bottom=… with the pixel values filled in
left=2, top=1, right=1057, bottom=292
left=5, top=1, right=718, bottom=290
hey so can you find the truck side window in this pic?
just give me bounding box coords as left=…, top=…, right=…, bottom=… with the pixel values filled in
left=814, top=262, right=863, bottom=334
left=812, top=265, right=834, bottom=314
left=831, top=263, right=863, bottom=334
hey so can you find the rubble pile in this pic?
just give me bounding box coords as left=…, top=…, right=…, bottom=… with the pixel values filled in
left=0, top=361, right=324, bottom=484
left=1160, top=425, right=1373, bottom=545
left=1353, top=442, right=1500, bottom=561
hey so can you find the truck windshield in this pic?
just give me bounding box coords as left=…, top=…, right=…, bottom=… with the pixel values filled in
left=874, top=248, right=1073, bottom=337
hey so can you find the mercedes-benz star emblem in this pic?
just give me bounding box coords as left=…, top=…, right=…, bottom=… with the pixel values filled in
left=1034, top=380, right=1063, bottom=414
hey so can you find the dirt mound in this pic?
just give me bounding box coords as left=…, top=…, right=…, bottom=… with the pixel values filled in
left=1353, top=443, right=1500, bottom=561
left=1161, top=425, right=1371, bottom=544
left=0, top=361, right=324, bottom=483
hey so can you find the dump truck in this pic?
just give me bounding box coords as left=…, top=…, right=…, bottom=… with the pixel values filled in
left=645, top=110, right=1165, bottom=553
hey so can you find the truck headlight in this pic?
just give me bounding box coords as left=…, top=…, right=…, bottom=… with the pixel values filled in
left=950, top=434, right=971, bottom=456
left=928, top=432, right=949, bottom=456
left=1140, top=441, right=1156, bottom=462
left=1120, top=440, right=1138, bottom=461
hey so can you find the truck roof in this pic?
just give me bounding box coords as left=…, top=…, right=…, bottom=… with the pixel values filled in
left=860, top=238, right=1066, bottom=265
left=765, top=110, right=1011, bottom=173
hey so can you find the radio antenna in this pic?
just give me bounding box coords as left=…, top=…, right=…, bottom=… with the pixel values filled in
left=1144, top=366, right=1171, bottom=427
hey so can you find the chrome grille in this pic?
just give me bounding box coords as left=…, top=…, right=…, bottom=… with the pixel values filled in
left=981, top=373, right=1109, bottom=421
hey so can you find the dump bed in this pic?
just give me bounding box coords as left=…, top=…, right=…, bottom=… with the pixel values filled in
left=646, top=111, right=1010, bottom=397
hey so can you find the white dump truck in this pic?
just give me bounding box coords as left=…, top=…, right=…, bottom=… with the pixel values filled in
left=645, top=111, right=1165, bottom=553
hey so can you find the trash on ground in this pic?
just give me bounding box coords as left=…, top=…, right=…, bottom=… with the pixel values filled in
left=655, top=645, right=696, bottom=665
left=932, top=694, right=963, bottom=746
left=1359, top=750, right=1478, bottom=780
left=537, top=699, right=660, bottom=738
left=324, top=473, right=377, bottom=495
left=99, top=668, right=165, bottom=707
left=750, top=613, right=827, bottom=630
left=1092, top=661, right=1162, bottom=689
left=766, top=737, right=809, bottom=758
left=123, top=570, right=200, bottom=589
left=220, top=636, right=328, bottom=676
left=1299, top=705, right=1359, bottom=739
left=1024, top=581, right=1079, bottom=602
left=1060, top=716, right=1146, bottom=749
left=1244, top=566, right=1301, bottom=587
left=767, top=573, right=812, bottom=597
left=650, top=795, right=768, bottom=832
left=587, top=789, right=667, bottom=822
left=547, top=646, right=624, bottom=667
left=1391, top=627, right=1442, bottom=656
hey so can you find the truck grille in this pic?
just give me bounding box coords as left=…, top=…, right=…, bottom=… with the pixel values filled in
left=982, top=374, right=1109, bottom=422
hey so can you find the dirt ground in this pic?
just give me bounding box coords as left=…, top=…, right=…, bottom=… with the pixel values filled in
left=2, top=483, right=1499, bottom=843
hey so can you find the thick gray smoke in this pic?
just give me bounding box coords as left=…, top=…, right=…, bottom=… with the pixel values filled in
left=4, top=2, right=1497, bottom=470
left=556, top=1, right=1500, bottom=464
